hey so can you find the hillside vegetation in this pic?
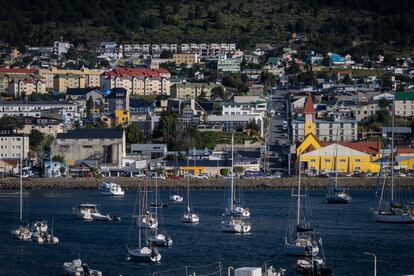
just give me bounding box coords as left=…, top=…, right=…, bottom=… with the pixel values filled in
left=1, top=0, right=414, bottom=55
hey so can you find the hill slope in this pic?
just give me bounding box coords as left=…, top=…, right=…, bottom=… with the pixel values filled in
left=1, top=0, right=414, bottom=55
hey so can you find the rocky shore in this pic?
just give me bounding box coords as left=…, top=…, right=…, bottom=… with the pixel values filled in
left=1, top=176, right=414, bottom=190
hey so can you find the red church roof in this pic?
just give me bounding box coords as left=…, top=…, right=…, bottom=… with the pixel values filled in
left=320, top=140, right=381, bottom=155
left=303, top=94, right=315, bottom=113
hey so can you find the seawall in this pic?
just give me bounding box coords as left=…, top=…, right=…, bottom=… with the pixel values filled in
left=1, top=177, right=414, bottom=190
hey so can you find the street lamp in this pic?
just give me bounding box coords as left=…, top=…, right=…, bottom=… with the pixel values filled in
left=364, top=252, right=377, bottom=276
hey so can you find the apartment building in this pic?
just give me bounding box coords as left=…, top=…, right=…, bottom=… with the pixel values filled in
left=170, top=82, right=220, bottom=99
left=0, top=68, right=37, bottom=91
left=0, top=128, right=29, bottom=159
left=217, top=54, right=241, bottom=72
left=395, top=91, right=414, bottom=117
left=100, top=67, right=171, bottom=96
left=173, top=53, right=199, bottom=65
left=53, top=74, right=85, bottom=92
left=8, top=78, right=46, bottom=97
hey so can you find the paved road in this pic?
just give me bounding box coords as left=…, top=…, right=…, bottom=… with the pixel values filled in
left=266, top=89, right=291, bottom=174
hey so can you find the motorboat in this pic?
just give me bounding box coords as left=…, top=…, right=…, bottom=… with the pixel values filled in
left=148, top=233, right=173, bottom=247
left=73, top=203, right=98, bottom=221
left=63, top=259, right=102, bottom=276
left=30, top=220, right=59, bottom=244
left=127, top=246, right=161, bottom=263
left=296, top=257, right=333, bottom=275
left=169, top=194, right=183, bottom=203
left=99, top=182, right=125, bottom=196
left=221, top=217, right=251, bottom=233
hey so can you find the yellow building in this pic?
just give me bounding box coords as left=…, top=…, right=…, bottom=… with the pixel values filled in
left=396, top=148, right=414, bottom=170
left=114, top=109, right=130, bottom=126
left=53, top=74, right=86, bottom=92
left=173, top=53, right=199, bottom=65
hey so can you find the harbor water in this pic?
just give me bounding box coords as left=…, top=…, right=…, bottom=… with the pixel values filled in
left=0, top=189, right=413, bottom=275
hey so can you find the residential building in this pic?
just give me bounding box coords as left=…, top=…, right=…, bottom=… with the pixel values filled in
left=105, top=88, right=129, bottom=113
left=18, top=117, right=64, bottom=138
left=0, top=128, right=29, bottom=159
left=8, top=78, right=46, bottom=97
left=99, top=42, right=123, bottom=60
left=222, top=96, right=267, bottom=117
left=101, top=67, right=171, bottom=96
left=129, top=98, right=156, bottom=115
left=0, top=101, right=81, bottom=127
left=50, top=68, right=101, bottom=88
left=66, top=87, right=103, bottom=103
left=53, top=73, right=85, bottom=92
left=53, top=41, right=71, bottom=56
left=292, top=95, right=358, bottom=142
left=114, top=109, right=130, bottom=126
left=207, top=114, right=264, bottom=137
left=217, top=54, right=241, bottom=72
left=395, top=91, right=414, bottom=117
left=52, top=129, right=126, bottom=168
left=382, top=127, right=412, bottom=146
left=170, top=82, right=221, bottom=99
left=173, top=53, right=199, bottom=65
left=0, top=68, right=37, bottom=91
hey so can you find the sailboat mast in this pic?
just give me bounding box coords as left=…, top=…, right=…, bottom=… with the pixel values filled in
left=19, top=137, right=24, bottom=222
left=297, top=155, right=301, bottom=226
left=334, top=128, right=339, bottom=187
left=138, top=184, right=142, bottom=247
left=230, top=133, right=234, bottom=210
left=155, top=173, right=158, bottom=235
left=391, top=94, right=395, bottom=202
left=187, top=157, right=190, bottom=211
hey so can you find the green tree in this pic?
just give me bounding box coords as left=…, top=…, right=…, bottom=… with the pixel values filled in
left=29, top=129, right=43, bottom=148
left=126, top=124, right=145, bottom=144
left=52, top=154, right=65, bottom=164
left=28, top=92, right=41, bottom=101
left=86, top=96, right=94, bottom=116
left=378, top=98, right=390, bottom=108
left=342, top=74, right=354, bottom=85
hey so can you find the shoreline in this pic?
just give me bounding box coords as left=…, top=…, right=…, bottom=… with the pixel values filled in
left=1, top=177, right=414, bottom=190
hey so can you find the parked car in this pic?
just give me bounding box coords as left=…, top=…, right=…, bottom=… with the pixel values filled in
left=195, top=173, right=209, bottom=179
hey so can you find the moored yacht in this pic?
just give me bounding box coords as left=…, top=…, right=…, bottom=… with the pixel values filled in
left=182, top=157, right=199, bottom=224
left=221, top=216, right=251, bottom=233
left=73, top=203, right=98, bottom=221
left=99, top=182, right=124, bottom=196
left=63, top=259, right=102, bottom=276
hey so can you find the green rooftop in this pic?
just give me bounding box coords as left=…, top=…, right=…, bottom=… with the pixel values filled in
left=395, top=91, right=414, bottom=101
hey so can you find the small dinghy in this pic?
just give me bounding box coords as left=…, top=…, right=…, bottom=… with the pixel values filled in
left=63, top=259, right=102, bottom=276
left=148, top=233, right=173, bottom=247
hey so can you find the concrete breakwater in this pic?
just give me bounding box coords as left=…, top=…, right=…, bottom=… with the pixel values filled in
left=1, top=177, right=414, bottom=190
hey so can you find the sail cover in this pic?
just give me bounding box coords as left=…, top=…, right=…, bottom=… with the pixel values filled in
left=297, top=225, right=313, bottom=232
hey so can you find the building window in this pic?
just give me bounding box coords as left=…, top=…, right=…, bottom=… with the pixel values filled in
left=310, top=159, right=316, bottom=163
left=355, top=159, right=361, bottom=162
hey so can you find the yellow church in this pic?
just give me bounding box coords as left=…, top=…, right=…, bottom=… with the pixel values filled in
left=296, top=95, right=381, bottom=174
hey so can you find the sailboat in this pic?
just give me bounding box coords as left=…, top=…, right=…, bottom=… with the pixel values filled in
left=11, top=158, right=32, bottom=241
left=147, top=174, right=173, bottom=247
left=373, top=96, right=414, bottom=223
left=182, top=157, right=200, bottom=223
left=138, top=163, right=158, bottom=229
left=221, top=134, right=251, bottom=233
left=127, top=184, right=161, bottom=263
left=284, top=156, right=319, bottom=256
left=169, top=154, right=184, bottom=203
left=325, top=130, right=352, bottom=204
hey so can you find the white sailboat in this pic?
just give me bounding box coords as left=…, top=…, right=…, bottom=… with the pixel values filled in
left=148, top=174, right=173, bottom=247
left=11, top=157, right=32, bottom=241
left=138, top=165, right=158, bottom=229
left=221, top=134, right=251, bottom=233
left=182, top=158, right=199, bottom=223
left=284, top=156, right=319, bottom=256
left=127, top=184, right=161, bottom=263
left=169, top=155, right=183, bottom=203
left=373, top=97, right=414, bottom=223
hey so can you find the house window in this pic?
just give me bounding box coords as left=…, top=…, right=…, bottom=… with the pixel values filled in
left=83, top=145, right=93, bottom=148
left=310, top=159, right=316, bottom=163
left=340, top=159, right=346, bottom=162
left=355, top=159, right=361, bottom=162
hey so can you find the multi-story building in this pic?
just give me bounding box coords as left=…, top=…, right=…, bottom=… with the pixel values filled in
left=217, top=54, right=241, bottom=72
left=395, top=91, right=414, bottom=117
left=18, top=117, right=64, bottom=138
left=0, top=101, right=81, bottom=127
left=99, top=42, right=123, bottom=60
left=52, top=128, right=126, bottom=168
left=53, top=41, right=71, bottom=56
left=53, top=74, right=86, bottom=92
left=292, top=95, right=358, bottom=142
left=104, top=88, right=129, bottom=113
left=51, top=68, right=101, bottom=89
left=0, top=128, right=29, bottom=159
left=173, top=53, right=199, bottom=65
left=0, top=68, right=37, bottom=92
left=170, top=82, right=221, bottom=99
left=8, top=78, right=46, bottom=97
left=222, top=96, right=267, bottom=117
left=101, top=68, right=171, bottom=96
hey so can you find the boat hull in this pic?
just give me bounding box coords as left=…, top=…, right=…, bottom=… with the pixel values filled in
left=182, top=213, right=200, bottom=223
left=373, top=211, right=414, bottom=223
left=221, top=221, right=251, bottom=233
left=326, top=195, right=351, bottom=204
left=127, top=248, right=161, bottom=263
left=285, top=243, right=319, bottom=257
